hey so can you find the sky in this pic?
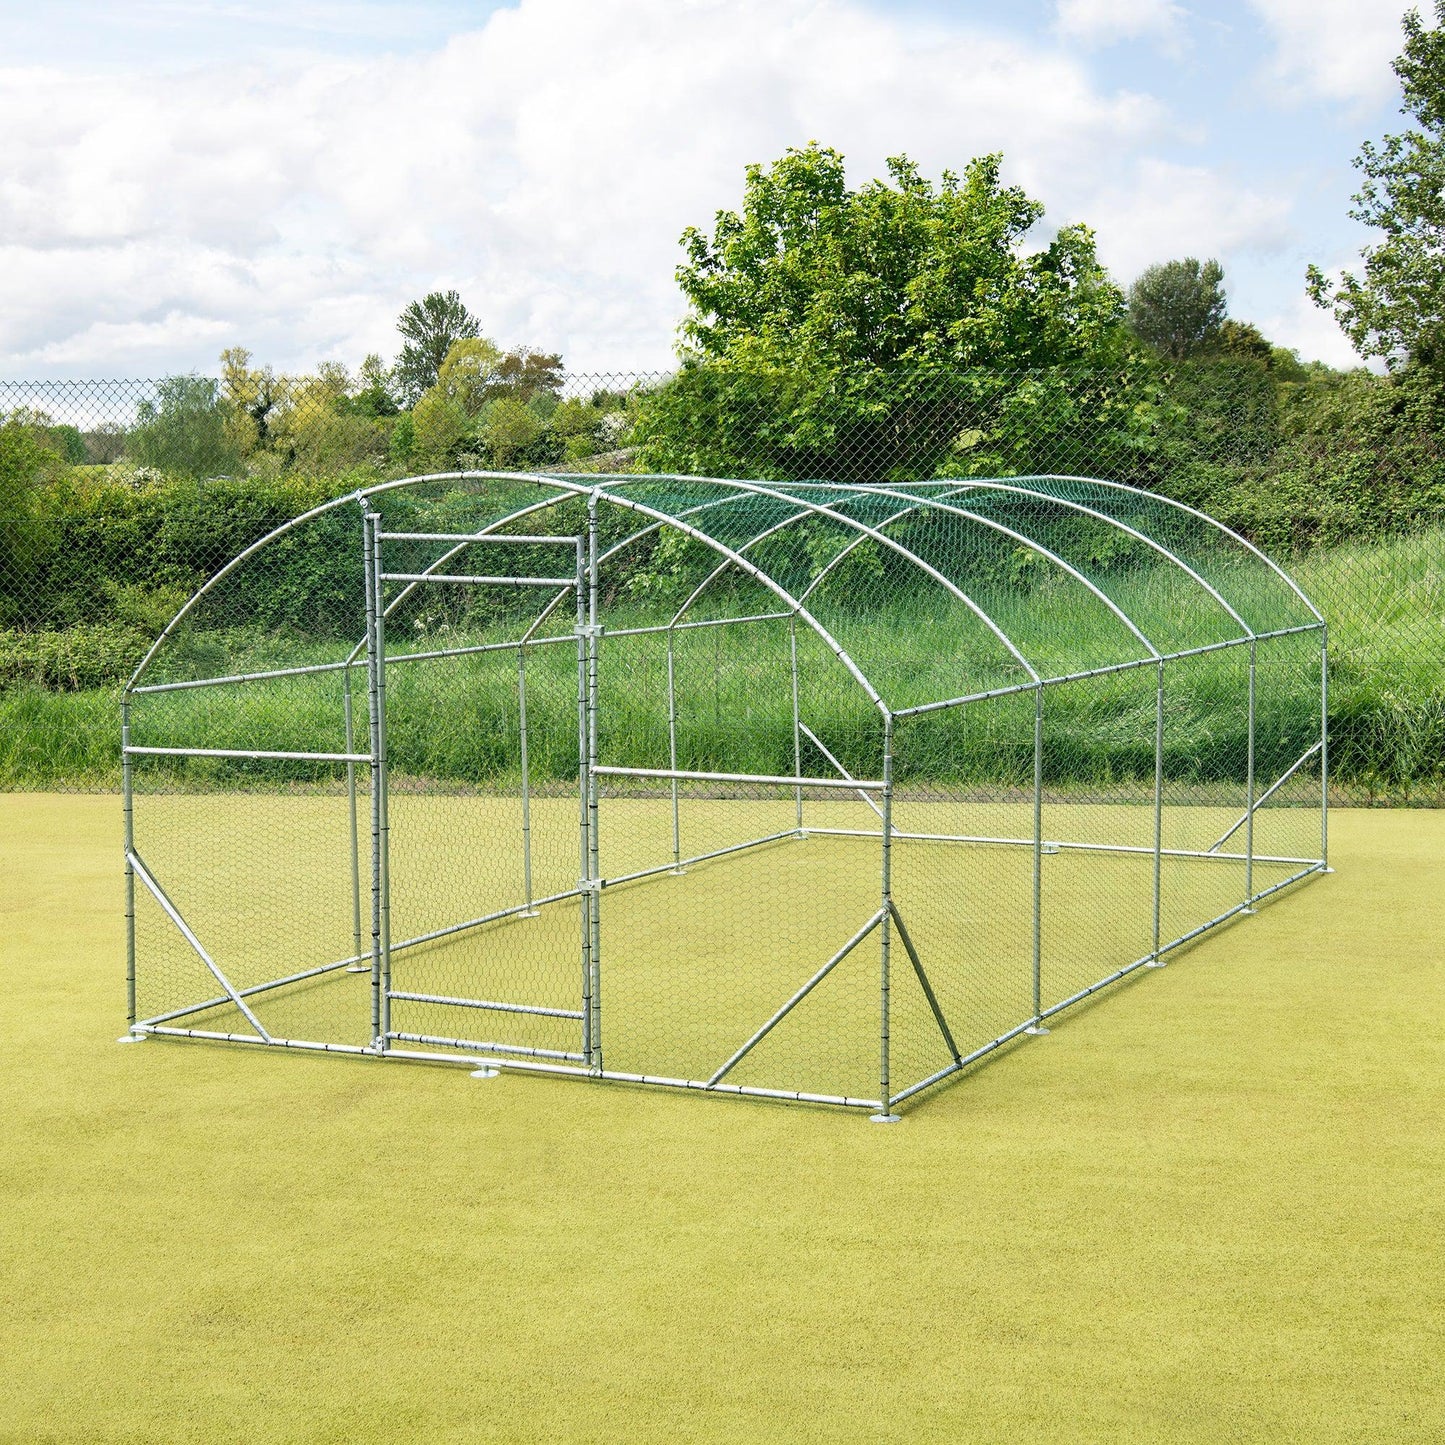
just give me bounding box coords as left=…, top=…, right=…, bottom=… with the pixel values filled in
left=0, top=0, right=1423, bottom=379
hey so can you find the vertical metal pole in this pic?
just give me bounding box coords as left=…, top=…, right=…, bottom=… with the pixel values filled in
left=667, top=627, right=681, bottom=870
left=518, top=643, right=535, bottom=913
left=362, top=509, right=384, bottom=1046
left=343, top=665, right=363, bottom=966
left=122, top=692, right=137, bottom=1032
left=1321, top=626, right=1330, bottom=870
left=1245, top=638, right=1257, bottom=908
left=1026, top=684, right=1047, bottom=1030
left=575, top=536, right=592, bottom=1062
left=871, top=714, right=900, bottom=1122
left=372, top=516, right=392, bottom=1049
left=1149, top=660, right=1165, bottom=965
left=790, top=614, right=803, bottom=833
left=587, top=494, right=602, bottom=1069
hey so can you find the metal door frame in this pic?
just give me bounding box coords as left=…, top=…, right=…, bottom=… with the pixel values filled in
left=362, top=510, right=597, bottom=1066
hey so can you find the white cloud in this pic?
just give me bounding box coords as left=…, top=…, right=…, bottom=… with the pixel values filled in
left=1055, top=0, right=1186, bottom=48
left=0, top=0, right=1171, bottom=377
left=1089, top=159, right=1295, bottom=284
left=1257, top=259, right=1376, bottom=369
left=1248, top=0, right=1414, bottom=104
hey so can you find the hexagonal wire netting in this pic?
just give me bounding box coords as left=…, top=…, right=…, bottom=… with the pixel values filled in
left=121, top=473, right=1328, bottom=1116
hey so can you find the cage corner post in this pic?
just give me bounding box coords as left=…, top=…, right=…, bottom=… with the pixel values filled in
left=1320, top=622, right=1332, bottom=873
left=1243, top=636, right=1257, bottom=911
left=1025, top=681, right=1050, bottom=1030
left=362, top=505, right=392, bottom=1054
left=871, top=712, right=901, bottom=1123
left=586, top=491, right=602, bottom=1070
left=118, top=688, right=144, bottom=1044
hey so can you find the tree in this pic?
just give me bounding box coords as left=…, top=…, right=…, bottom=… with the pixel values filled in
left=129, top=376, right=239, bottom=479
left=1308, top=2, right=1445, bottom=373
left=1127, top=258, right=1226, bottom=360
left=395, top=290, right=482, bottom=401
left=220, top=347, right=287, bottom=454
left=0, top=420, right=63, bottom=622
left=639, top=143, right=1133, bottom=482
left=433, top=337, right=506, bottom=413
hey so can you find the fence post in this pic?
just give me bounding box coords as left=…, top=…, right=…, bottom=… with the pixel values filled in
left=118, top=691, right=142, bottom=1043
left=1245, top=637, right=1257, bottom=910
left=871, top=713, right=900, bottom=1122
left=1148, top=660, right=1166, bottom=966
left=343, top=663, right=365, bottom=970
left=362, top=506, right=389, bottom=1050
left=1026, top=683, right=1049, bottom=1030
left=667, top=626, right=681, bottom=870
left=586, top=493, right=602, bottom=1069
left=1321, top=626, right=1331, bottom=871
left=518, top=642, right=535, bottom=914
left=575, top=535, right=593, bottom=1064
left=791, top=614, right=804, bottom=833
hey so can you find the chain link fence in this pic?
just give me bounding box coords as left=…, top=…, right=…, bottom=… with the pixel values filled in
left=2, top=367, right=1442, bottom=802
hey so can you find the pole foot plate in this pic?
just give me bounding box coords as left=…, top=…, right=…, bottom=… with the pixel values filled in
left=869, top=1112, right=901, bottom=1124
left=470, top=1064, right=501, bottom=1080
left=1024, top=1024, right=1049, bottom=1035
left=345, top=964, right=370, bottom=973
left=1145, top=959, right=1168, bottom=968
left=117, top=1032, right=146, bottom=1044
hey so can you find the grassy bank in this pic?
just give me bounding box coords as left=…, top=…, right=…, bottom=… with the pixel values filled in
left=1, top=526, right=1440, bottom=798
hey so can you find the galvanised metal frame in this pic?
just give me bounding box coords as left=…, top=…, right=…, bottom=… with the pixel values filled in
left=120, top=473, right=1330, bottom=1118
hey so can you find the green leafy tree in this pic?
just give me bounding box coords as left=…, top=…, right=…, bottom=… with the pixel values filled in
left=410, top=390, right=468, bottom=467
left=434, top=337, right=506, bottom=413
left=494, top=349, right=564, bottom=402
left=346, top=354, right=400, bottom=419
left=638, top=143, right=1132, bottom=481
left=476, top=396, right=545, bottom=467
left=129, top=376, right=239, bottom=479
left=220, top=347, right=287, bottom=455
left=395, top=290, right=482, bottom=401
left=1127, top=258, right=1226, bottom=360
left=1308, top=2, right=1445, bottom=372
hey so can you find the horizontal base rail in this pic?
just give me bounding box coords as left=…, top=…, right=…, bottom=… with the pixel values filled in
left=593, top=765, right=886, bottom=791
left=386, top=1031, right=587, bottom=1063
left=889, top=861, right=1326, bottom=1107
left=135, top=951, right=366, bottom=1030
left=803, top=826, right=1320, bottom=867
left=130, top=1026, right=882, bottom=1109
left=603, top=829, right=800, bottom=888
left=388, top=991, right=584, bottom=1021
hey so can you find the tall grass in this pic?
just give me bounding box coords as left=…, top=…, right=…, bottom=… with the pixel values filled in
left=2, top=527, right=1440, bottom=799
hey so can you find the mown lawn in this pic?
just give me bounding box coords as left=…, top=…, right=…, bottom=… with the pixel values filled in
left=1, top=796, right=1441, bottom=1443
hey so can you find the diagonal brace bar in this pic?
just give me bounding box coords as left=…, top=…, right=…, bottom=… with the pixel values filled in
left=1207, top=740, right=1324, bottom=853
left=799, top=722, right=885, bottom=819
left=888, top=902, right=961, bottom=1065
left=706, top=909, right=886, bottom=1088
left=127, top=850, right=273, bottom=1043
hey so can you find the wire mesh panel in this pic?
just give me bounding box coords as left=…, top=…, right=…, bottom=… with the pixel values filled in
left=121, top=472, right=1329, bottom=1116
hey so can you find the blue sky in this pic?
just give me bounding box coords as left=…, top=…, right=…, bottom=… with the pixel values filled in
left=0, top=0, right=1420, bottom=376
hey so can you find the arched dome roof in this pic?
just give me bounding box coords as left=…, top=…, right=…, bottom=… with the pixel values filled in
left=130, top=473, right=1322, bottom=715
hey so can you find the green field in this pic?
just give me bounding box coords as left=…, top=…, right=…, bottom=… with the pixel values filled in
left=3, top=795, right=1442, bottom=1442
